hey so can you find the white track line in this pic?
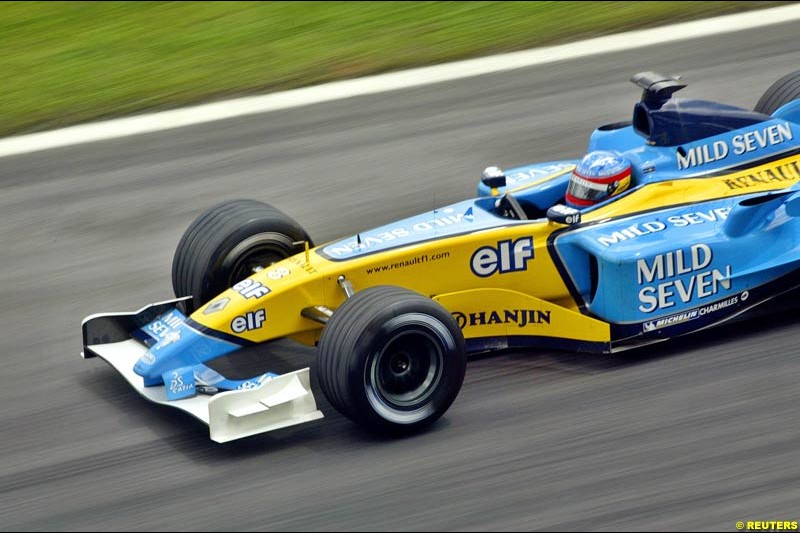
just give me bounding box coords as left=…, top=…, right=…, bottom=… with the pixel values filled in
left=3, top=4, right=800, bottom=158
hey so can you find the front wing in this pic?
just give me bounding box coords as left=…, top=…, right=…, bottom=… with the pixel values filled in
left=82, top=298, right=323, bottom=443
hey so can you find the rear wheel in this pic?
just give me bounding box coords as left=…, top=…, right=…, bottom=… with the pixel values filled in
left=317, top=286, right=467, bottom=434
left=172, top=199, right=312, bottom=313
left=754, top=70, right=800, bottom=115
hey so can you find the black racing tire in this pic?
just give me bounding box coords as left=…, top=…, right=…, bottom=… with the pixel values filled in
left=755, top=70, right=800, bottom=115
left=316, top=286, right=467, bottom=434
left=172, top=199, right=312, bottom=313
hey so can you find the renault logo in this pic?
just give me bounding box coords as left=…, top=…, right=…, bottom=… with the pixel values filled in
left=203, top=297, right=230, bottom=315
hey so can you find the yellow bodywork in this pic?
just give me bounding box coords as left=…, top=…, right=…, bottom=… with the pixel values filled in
left=191, top=153, right=800, bottom=349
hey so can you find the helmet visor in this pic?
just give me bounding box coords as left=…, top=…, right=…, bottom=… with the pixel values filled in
left=566, top=175, right=615, bottom=203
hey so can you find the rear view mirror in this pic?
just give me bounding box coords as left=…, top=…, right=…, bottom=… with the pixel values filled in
left=547, top=204, right=581, bottom=225
left=481, top=166, right=507, bottom=189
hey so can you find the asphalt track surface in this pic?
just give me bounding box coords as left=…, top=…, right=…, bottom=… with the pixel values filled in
left=1, top=22, right=799, bottom=532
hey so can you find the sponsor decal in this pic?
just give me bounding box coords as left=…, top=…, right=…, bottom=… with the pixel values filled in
left=140, top=311, right=187, bottom=372
left=230, top=309, right=267, bottom=333
left=168, top=371, right=195, bottom=396
left=154, top=330, right=181, bottom=350
left=666, top=208, right=733, bottom=227
left=237, top=373, right=273, bottom=390
left=453, top=309, right=551, bottom=329
left=290, top=256, right=318, bottom=274
left=233, top=279, right=270, bottom=300
left=643, top=310, right=699, bottom=332
left=642, top=293, right=741, bottom=332
left=723, top=159, right=800, bottom=190
left=597, top=221, right=667, bottom=247
left=596, top=208, right=732, bottom=247
left=194, top=367, right=276, bottom=395
left=147, top=311, right=183, bottom=338
left=203, top=297, right=230, bottom=315
left=266, top=267, right=290, bottom=280
left=677, top=122, right=793, bottom=170
left=698, top=294, right=740, bottom=315
left=505, top=163, right=574, bottom=185
left=365, top=251, right=450, bottom=275
left=326, top=208, right=474, bottom=258
left=470, top=237, right=534, bottom=277
left=140, top=351, right=156, bottom=365
left=548, top=204, right=582, bottom=225
left=142, top=310, right=183, bottom=348
left=637, top=244, right=732, bottom=313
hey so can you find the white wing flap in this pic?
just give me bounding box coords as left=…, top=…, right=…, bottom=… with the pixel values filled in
left=87, top=339, right=323, bottom=442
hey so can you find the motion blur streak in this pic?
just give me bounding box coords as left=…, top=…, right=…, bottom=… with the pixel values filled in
left=1, top=4, right=800, bottom=158
left=1, top=18, right=799, bottom=533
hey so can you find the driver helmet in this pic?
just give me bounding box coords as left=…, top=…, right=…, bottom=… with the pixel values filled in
left=565, top=151, right=632, bottom=208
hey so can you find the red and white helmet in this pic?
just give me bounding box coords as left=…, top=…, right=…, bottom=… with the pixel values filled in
left=565, top=151, right=632, bottom=208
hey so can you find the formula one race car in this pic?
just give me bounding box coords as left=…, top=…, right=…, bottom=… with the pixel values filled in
left=83, top=71, right=800, bottom=442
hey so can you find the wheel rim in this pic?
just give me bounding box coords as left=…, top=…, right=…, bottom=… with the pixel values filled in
left=369, top=329, right=444, bottom=409
left=229, top=245, right=289, bottom=283
left=222, top=233, right=298, bottom=286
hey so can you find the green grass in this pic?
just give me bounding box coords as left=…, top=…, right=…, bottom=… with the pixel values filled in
left=0, top=1, right=791, bottom=136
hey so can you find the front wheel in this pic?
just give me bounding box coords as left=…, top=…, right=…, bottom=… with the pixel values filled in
left=172, top=199, right=312, bottom=313
left=316, top=286, right=467, bottom=434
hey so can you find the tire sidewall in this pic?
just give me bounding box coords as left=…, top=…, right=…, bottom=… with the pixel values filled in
left=346, top=305, right=466, bottom=429
left=205, top=229, right=298, bottom=296
left=174, top=200, right=310, bottom=311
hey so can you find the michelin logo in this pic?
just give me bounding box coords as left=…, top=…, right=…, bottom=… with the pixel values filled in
left=643, top=310, right=698, bottom=332
left=642, top=293, right=742, bottom=332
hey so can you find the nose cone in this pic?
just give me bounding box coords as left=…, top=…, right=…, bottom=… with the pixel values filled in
left=132, top=310, right=240, bottom=386
left=133, top=334, right=187, bottom=386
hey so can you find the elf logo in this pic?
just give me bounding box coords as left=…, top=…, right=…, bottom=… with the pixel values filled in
left=231, top=309, right=266, bottom=334
left=470, top=237, right=534, bottom=277
left=232, top=279, right=270, bottom=300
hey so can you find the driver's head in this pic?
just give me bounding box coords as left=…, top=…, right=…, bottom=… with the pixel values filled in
left=565, top=151, right=632, bottom=208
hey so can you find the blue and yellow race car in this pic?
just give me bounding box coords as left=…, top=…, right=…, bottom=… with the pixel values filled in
left=82, top=71, right=800, bottom=442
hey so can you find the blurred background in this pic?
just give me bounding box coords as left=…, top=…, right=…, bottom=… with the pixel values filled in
left=1, top=2, right=799, bottom=531
left=0, top=1, right=790, bottom=136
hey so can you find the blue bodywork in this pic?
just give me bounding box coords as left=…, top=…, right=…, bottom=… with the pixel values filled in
left=83, top=73, right=800, bottom=422
left=556, top=187, right=800, bottom=341
left=547, top=98, right=800, bottom=344
left=321, top=91, right=800, bottom=349
left=132, top=309, right=276, bottom=396
left=130, top=79, right=800, bottom=381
